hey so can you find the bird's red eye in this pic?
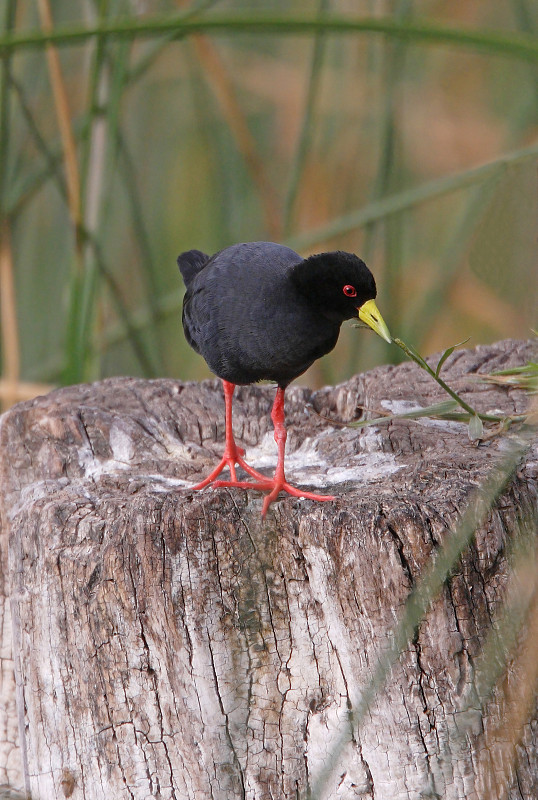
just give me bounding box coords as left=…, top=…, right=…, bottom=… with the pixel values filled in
left=343, top=285, right=357, bottom=297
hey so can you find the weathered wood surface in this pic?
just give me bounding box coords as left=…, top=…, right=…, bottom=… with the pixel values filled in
left=0, top=338, right=537, bottom=800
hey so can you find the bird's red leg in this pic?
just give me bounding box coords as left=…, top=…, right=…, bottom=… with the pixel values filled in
left=195, top=383, right=335, bottom=516
left=191, top=379, right=270, bottom=490
left=259, top=387, right=335, bottom=517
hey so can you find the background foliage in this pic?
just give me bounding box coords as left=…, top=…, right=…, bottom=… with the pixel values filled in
left=0, top=0, right=537, bottom=405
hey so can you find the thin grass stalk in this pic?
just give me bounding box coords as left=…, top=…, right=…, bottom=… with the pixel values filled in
left=126, top=0, right=234, bottom=86
left=37, top=0, right=82, bottom=242
left=116, top=133, right=165, bottom=370
left=400, top=178, right=498, bottom=346
left=283, top=0, right=330, bottom=237
left=287, top=142, right=538, bottom=251
left=98, top=42, right=163, bottom=375
left=127, top=0, right=227, bottom=85
left=85, top=287, right=182, bottom=359
left=4, top=76, right=157, bottom=380
left=2, top=15, right=538, bottom=64
left=0, top=3, right=54, bottom=404
left=346, top=0, right=413, bottom=375
left=20, top=287, right=182, bottom=381
left=0, top=1, right=19, bottom=409
left=0, top=1, right=16, bottom=209
left=341, top=0, right=406, bottom=377
left=83, top=230, right=159, bottom=377
left=5, top=225, right=161, bottom=385
left=410, top=497, right=538, bottom=799
left=462, top=514, right=538, bottom=715
left=393, top=336, right=481, bottom=417
left=5, top=100, right=82, bottom=216
left=69, top=0, right=111, bottom=382
left=508, top=0, right=538, bottom=137
left=91, top=0, right=163, bottom=376
left=175, top=0, right=281, bottom=236
left=0, top=220, right=19, bottom=409
left=7, top=78, right=494, bottom=235
left=512, top=0, right=538, bottom=96
left=84, top=32, right=131, bottom=378
left=478, top=581, right=538, bottom=800
left=36, top=0, right=92, bottom=385
left=463, top=492, right=538, bottom=800
left=190, top=33, right=281, bottom=239
left=63, top=0, right=115, bottom=384
left=406, top=0, right=538, bottom=351
left=361, top=0, right=413, bottom=261
left=6, top=71, right=67, bottom=210
left=310, top=421, right=536, bottom=799
left=80, top=0, right=109, bottom=189
left=120, top=0, right=227, bottom=84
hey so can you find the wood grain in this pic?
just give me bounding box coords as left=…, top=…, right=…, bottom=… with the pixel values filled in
left=0, top=339, right=536, bottom=800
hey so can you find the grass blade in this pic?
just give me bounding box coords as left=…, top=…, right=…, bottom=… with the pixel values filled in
left=37, top=0, right=82, bottom=240
left=289, top=142, right=538, bottom=251
left=347, top=399, right=460, bottom=428
left=435, top=337, right=470, bottom=377
left=2, top=15, right=538, bottom=63
left=283, top=0, right=330, bottom=237
left=311, top=421, right=536, bottom=799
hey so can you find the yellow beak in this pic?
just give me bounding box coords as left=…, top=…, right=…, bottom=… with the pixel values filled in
left=357, top=298, right=392, bottom=343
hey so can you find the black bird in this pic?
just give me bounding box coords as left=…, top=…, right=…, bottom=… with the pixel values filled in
left=178, top=241, right=391, bottom=517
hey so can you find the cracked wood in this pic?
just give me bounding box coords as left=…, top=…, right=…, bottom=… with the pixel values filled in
left=0, top=338, right=537, bottom=800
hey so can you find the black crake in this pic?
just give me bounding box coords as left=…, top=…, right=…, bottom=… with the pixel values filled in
left=178, top=241, right=391, bottom=516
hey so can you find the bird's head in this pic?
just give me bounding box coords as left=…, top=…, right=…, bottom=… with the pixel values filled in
left=291, top=251, right=391, bottom=343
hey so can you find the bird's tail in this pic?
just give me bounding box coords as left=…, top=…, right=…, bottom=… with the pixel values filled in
left=177, top=249, right=210, bottom=285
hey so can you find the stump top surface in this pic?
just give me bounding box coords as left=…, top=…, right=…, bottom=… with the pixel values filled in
left=0, top=338, right=535, bottom=522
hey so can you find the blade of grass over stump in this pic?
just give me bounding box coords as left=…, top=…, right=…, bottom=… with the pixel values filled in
left=347, top=399, right=459, bottom=429
left=311, top=422, right=536, bottom=799
left=393, top=336, right=480, bottom=418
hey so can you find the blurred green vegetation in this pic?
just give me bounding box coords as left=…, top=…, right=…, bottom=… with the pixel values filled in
left=0, top=0, right=537, bottom=405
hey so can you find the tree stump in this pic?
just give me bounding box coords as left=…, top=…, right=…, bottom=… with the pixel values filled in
left=0, top=338, right=536, bottom=800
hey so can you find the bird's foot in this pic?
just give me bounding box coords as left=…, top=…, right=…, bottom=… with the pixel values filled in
left=191, top=450, right=271, bottom=490
left=211, top=476, right=335, bottom=518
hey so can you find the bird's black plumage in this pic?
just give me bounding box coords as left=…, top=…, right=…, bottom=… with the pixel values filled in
left=179, top=241, right=377, bottom=388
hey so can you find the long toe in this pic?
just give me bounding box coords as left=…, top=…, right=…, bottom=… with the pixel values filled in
left=261, top=484, right=283, bottom=518
left=191, top=455, right=270, bottom=491
left=212, top=479, right=273, bottom=490
left=191, top=454, right=236, bottom=490
left=191, top=458, right=228, bottom=490
left=261, top=480, right=335, bottom=518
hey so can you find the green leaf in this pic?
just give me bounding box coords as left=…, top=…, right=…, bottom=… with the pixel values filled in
left=490, top=362, right=538, bottom=376
left=348, top=400, right=460, bottom=428
left=468, top=414, right=484, bottom=442
left=435, top=337, right=470, bottom=377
